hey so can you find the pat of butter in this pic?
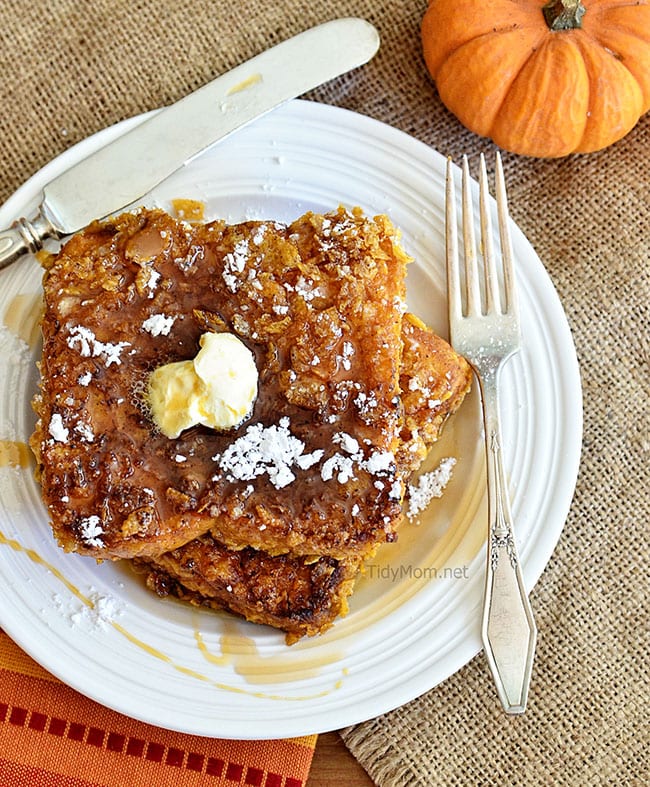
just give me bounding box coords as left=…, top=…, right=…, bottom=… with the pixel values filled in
left=148, top=332, right=258, bottom=438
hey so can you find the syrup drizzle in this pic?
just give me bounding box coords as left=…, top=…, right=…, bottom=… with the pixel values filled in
left=194, top=619, right=345, bottom=685
left=0, top=233, right=348, bottom=700
left=0, top=529, right=346, bottom=701
left=3, top=292, right=42, bottom=348
left=0, top=440, right=32, bottom=469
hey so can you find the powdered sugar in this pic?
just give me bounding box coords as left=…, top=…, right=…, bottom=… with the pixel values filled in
left=252, top=225, right=267, bottom=246
left=143, top=267, right=160, bottom=296
left=74, top=422, right=94, bottom=443
left=67, top=325, right=130, bottom=367
left=142, top=313, right=175, bottom=336
left=321, top=453, right=356, bottom=484
left=333, top=432, right=360, bottom=455
left=407, top=457, right=456, bottom=522
left=365, top=450, right=395, bottom=475
left=52, top=589, right=124, bottom=631
left=213, top=417, right=323, bottom=490
left=0, top=323, right=32, bottom=374
left=294, top=276, right=323, bottom=303
left=48, top=413, right=69, bottom=443
left=339, top=341, right=355, bottom=371
left=78, top=515, right=105, bottom=548
left=321, top=432, right=396, bottom=487
left=212, top=416, right=398, bottom=492
left=222, top=239, right=250, bottom=292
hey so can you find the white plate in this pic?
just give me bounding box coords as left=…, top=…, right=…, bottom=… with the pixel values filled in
left=0, top=100, right=582, bottom=738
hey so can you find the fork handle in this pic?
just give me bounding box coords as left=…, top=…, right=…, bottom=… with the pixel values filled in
left=479, top=372, right=537, bottom=713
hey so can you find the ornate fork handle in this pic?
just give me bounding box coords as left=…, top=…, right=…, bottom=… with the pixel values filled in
left=446, top=153, right=536, bottom=712
left=478, top=366, right=536, bottom=714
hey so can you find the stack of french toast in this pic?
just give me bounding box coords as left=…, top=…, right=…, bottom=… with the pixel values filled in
left=31, top=205, right=471, bottom=642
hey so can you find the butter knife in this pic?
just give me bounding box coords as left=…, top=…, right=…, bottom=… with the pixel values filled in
left=0, top=17, right=379, bottom=269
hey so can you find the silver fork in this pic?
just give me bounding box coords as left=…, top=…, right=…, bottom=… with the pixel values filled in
left=445, top=152, right=536, bottom=714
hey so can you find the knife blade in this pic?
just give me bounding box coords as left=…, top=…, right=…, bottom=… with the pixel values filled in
left=0, top=17, right=379, bottom=269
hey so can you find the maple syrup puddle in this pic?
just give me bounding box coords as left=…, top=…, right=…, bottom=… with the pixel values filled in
left=3, top=292, right=43, bottom=348
left=194, top=618, right=344, bottom=685
left=0, top=529, right=346, bottom=701
left=0, top=440, right=32, bottom=469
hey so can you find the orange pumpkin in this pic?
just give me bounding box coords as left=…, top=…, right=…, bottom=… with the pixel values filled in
left=421, top=0, right=650, bottom=157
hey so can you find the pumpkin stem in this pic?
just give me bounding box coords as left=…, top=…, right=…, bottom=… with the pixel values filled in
left=543, top=0, right=586, bottom=30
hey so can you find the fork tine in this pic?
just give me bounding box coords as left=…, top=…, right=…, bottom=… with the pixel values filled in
left=445, top=157, right=462, bottom=327
left=479, top=153, right=502, bottom=315
left=461, top=155, right=481, bottom=316
left=495, top=152, right=518, bottom=317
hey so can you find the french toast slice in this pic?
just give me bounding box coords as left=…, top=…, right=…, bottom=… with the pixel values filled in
left=31, top=206, right=410, bottom=560
left=137, top=540, right=361, bottom=643
left=134, top=317, right=472, bottom=641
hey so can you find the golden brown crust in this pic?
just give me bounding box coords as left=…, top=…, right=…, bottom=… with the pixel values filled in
left=134, top=540, right=360, bottom=643
left=136, top=318, right=472, bottom=642
left=32, top=205, right=472, bottom=642
left=397, top=313, right=472, bottom=472
left=32, top=207, right=410, bottom=560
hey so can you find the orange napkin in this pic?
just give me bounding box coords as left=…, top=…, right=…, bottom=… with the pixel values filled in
left=0, top=629, right=316, bottom=786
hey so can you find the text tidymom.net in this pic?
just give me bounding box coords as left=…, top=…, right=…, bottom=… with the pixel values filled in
left=365, top=564, right=470, bottom=582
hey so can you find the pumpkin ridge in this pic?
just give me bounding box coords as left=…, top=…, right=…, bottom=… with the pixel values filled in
left=435, top=27, right=547, bottom=138
left=585, top=7, right=650, bottom=107
left=570, top=29, right=644, bottom=150
left=599, top=34, right=650, bottom=108
left=453, top=25, right=549, bottom=67
left=573, top=32, right=604, bottom=150
left=421, top=0, right=544, bottom=76
left=427, top=25, right=544, bottom=75
left=594, top=14, right=650, bottom=47
left=589, top=27, right=648, bottom=65
left=491, top=34, right=590, bottom=156
left=487, top=30, right=555, bottom=140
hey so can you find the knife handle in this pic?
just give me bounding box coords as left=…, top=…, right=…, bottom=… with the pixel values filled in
left=0, top=211, right=59, bottom=270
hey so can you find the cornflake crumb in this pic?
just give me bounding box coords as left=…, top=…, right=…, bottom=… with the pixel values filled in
left=407, top=458, right=456, bottom=522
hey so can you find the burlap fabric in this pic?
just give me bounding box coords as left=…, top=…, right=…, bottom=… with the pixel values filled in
left=1, top=1, right=648, bottom=785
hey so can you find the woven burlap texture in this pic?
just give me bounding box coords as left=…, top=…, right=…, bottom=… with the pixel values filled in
left=2, top=2, right=648, bottom=786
